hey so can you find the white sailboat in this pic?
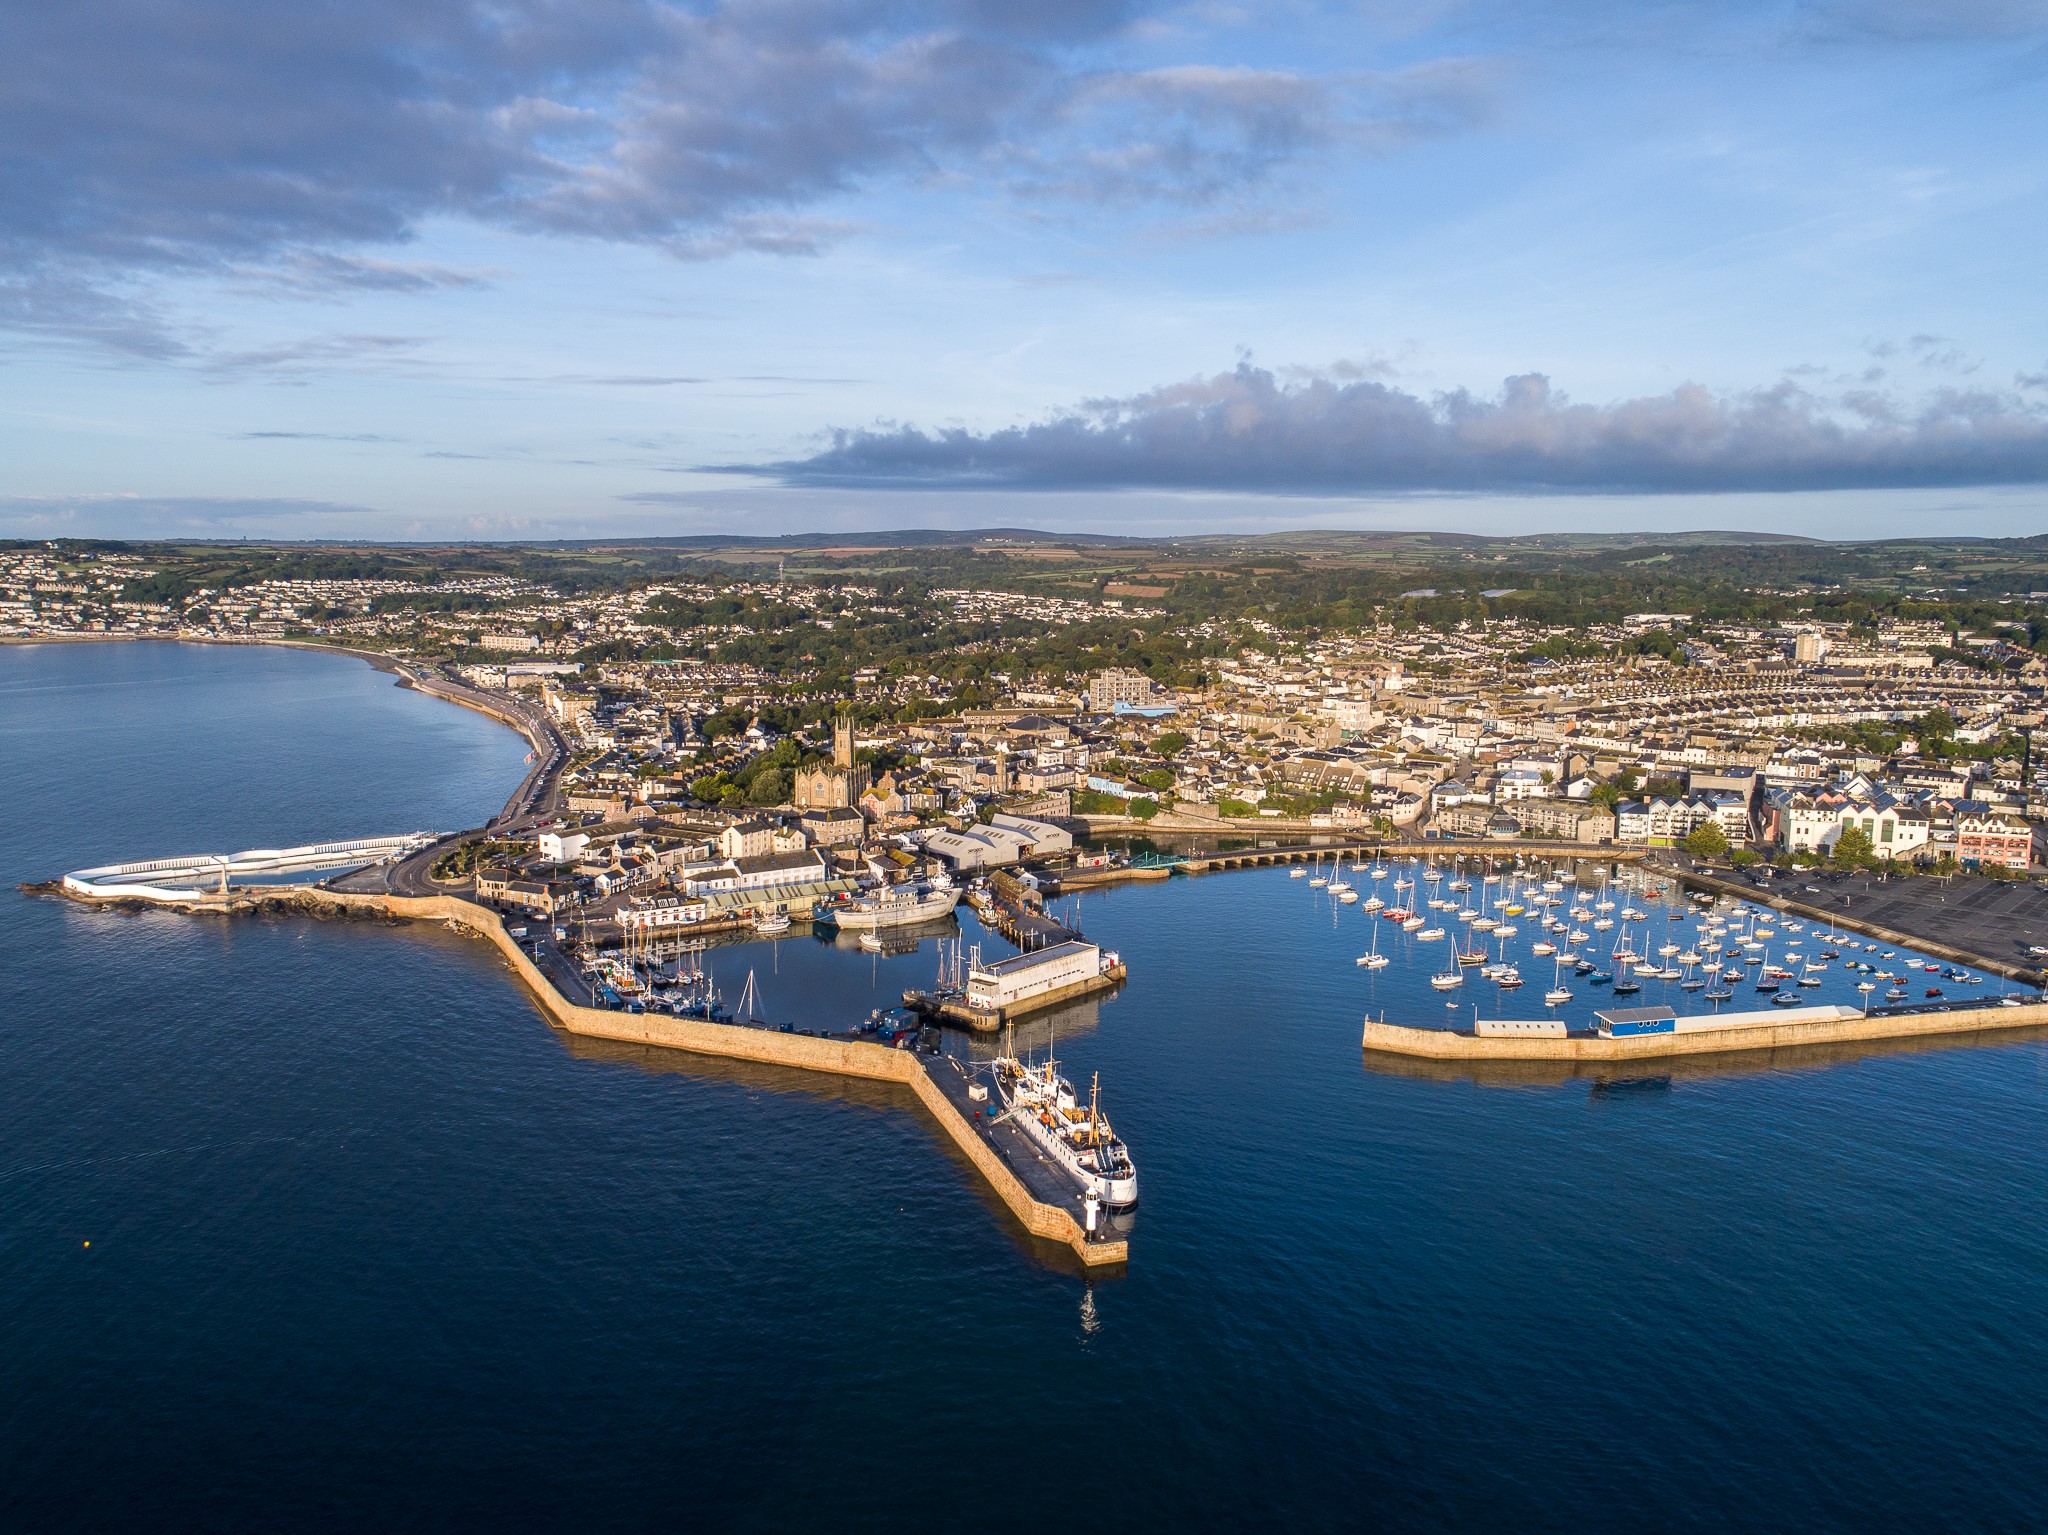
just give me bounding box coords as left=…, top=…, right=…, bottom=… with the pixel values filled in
left=1544, top=954, right=1572, bottom=1007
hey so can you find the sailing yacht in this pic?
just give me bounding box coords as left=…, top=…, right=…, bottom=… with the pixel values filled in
left=1544, top=952, right=1572, bottom=1006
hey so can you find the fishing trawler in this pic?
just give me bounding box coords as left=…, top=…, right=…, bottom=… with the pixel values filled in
left=990, top=1056, right=1139, bottom=1209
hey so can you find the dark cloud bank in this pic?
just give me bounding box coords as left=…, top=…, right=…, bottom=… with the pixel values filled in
left=0, top=0, right=1484, bottom=354
left=736, top=364, right=2048, bottom=494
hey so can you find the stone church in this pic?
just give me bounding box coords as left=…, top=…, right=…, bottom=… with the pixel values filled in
left=794, top=716, right=871, bottom=811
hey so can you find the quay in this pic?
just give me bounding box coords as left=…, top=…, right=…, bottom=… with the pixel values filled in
left=48, top=872, right=1127, bottom=1268
left=1362, top=997, right=2048, bottom=1062
left=1179, top=841, right=1648, bottom=874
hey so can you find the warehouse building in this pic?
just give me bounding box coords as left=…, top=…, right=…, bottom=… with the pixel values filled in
left=966, top=941, right=1104, bottom=1012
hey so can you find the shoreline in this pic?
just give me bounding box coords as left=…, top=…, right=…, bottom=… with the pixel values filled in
left=1654, top=858, right=2048, bottom=989
left=3, top=633, right=561, bottom=828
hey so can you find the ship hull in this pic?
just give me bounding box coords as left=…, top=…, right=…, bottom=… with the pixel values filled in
left=823, top=889, right=960, bottom=930
left=994, top=1072, right=1139, bottom=1209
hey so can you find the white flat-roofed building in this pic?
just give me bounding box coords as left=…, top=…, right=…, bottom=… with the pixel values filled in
left=619, top=894, right=710, bottom=931
left=538, top=830, right=589, bottom=864
left=966, top=941, right=1104, bottom=1011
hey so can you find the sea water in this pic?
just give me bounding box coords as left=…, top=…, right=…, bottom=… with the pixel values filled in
left=5, top=641, right=2048, bottom=1532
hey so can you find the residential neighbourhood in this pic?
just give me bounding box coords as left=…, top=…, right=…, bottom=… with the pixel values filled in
left=9, top=538, right=2043, bottom=955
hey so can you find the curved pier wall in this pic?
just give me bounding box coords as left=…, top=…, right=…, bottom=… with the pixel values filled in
left=361, top=892, right=1124, bottom=1265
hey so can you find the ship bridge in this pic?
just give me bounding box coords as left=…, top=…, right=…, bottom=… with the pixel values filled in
left=63, top=834, right=437, bottom=902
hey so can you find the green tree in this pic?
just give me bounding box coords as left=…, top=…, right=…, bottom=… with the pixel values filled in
left=1832, top=824, right=1875, bottom=867
left=1137, top=766, right=1176, bottom=792
left=746, top=769, right=790, bottom=806
left=1129, top=797, right=1161, bottom=820
left=1153, top=731, right=1190, bottom=757
left=1684, top=822, right=1730, bottom=860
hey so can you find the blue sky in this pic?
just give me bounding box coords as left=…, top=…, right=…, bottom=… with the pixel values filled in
left=3, top=0, right=2046, bottom=541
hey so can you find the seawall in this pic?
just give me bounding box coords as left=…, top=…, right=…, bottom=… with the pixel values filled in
left=71, top=882, right=1126, bottom=1267
left=1361, top=1001, right=2048, bottom=1062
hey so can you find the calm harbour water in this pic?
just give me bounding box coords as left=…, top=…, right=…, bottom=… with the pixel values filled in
left=5, top=641, right=2048, bottom=1533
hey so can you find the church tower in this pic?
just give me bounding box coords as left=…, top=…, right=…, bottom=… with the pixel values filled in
left=796, top=712, right=870, bottom=811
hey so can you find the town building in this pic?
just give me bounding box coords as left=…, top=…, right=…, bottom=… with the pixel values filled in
left=1956, top=809, right=2035, bottom=870
left=966, top=941, right=1104, bottom=1011
left=794, top=716, right=872, bottom=810
left=1087, top=668, right=1162, bottom=713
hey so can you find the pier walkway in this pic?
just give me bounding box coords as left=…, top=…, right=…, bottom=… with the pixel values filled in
left=1362, top=995, right=2048, bottom=1062
left=1181, top=842, right=1645, bottom=874
left=50, top=867, right=1127, bottom=1268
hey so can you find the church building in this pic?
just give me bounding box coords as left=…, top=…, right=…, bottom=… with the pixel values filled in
left=794, top=716, right=871, bottom=811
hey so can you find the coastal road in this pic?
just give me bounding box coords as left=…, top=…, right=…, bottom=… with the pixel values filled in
left=328, top=670, right=571, bottom=900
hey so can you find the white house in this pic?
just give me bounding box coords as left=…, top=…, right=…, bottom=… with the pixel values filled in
left=538, top=830, right=589, bottom=864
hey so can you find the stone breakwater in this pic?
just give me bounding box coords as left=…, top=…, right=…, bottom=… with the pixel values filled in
left=1362, top=1001, right=2048, bottom=1062
left=54, top=882, right=1127, bottom=1268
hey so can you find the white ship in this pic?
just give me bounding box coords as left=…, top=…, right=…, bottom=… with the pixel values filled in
left=991, top=1056, right=1138, bottom=1209
left=821, top=883, right=960, bottom=931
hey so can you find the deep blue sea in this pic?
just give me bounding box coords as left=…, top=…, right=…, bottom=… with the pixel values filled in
left=7, top=641, right=2048, bottom=1533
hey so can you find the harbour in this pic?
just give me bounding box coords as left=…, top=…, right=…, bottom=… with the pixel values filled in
left=14, top=639, right=2048, bottom=1532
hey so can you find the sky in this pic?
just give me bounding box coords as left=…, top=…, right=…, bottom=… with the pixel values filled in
left=4, top=0, right=2047, bottom=543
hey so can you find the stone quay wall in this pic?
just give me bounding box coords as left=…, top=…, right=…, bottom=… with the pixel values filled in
left=1362, top=1001, right=2048, bottom=1063
left=235, top=887, right=1127, bottom=1267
